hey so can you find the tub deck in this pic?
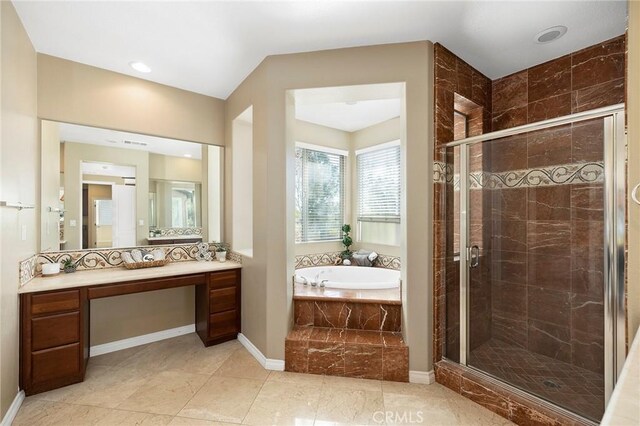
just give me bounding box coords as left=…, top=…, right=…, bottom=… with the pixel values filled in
left=293, top=282, right=401, bottom=304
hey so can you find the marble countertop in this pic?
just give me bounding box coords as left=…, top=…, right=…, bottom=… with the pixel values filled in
left=601, top=327, right=640, bottom=425
left=20, top=260, right=241, bottom=294
left=146, top=235, right=203, bottom=241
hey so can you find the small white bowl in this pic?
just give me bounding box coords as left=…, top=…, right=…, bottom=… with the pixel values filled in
left=42, top=263, right=61, bottom=276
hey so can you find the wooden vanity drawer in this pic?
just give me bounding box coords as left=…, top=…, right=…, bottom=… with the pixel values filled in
left=209, top=270, right=238, bottom=289
left=209, top=287, right=237, bottom=313
left=32, top=343, right=80, bottom=383
left=32, top=312, right=80, bottom=351
left=31, top=290, right=80, bottom=315
left=209, top=310, right=238, bottom=339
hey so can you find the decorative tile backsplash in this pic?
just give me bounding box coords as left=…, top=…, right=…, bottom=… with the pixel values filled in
left=150, top=227, right=203, bottom=236
left=19, top=243, right=242, bottom=286
left=294, top=251, right=401, bottom=270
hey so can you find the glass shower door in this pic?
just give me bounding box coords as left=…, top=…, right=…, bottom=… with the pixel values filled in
left=456, top=110, right=625, bottom=422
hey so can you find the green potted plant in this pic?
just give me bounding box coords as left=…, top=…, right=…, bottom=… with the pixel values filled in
left=341, top=224, right=353, bottom=261
left=62, top=257, right=77, bottom=273
left=215, top=242, right=230, bottom=262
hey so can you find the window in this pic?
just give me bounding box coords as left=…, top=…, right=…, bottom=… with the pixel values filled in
left=357, top=141, right=401, bottom=246
left=295, top=144, right=346, bottom=243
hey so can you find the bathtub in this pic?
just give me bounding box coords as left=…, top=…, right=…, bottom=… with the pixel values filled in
left=295, top=265, right=400, bottom=290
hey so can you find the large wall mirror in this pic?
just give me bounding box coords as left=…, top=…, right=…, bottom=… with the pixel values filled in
left=40, top=120, right=223, bottom=252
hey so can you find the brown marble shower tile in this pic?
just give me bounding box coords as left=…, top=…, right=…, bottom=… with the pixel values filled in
left=493, top=71, right=528, bottom=113
left=528, top=186, right=571, bottom=221
left=571, top=36, right=625, bottom=90
left=472, top=70, right=491, bottom=108
left=571, top=184, right=604, bottom=221
left=571, top=330, right=604, bottom=374
left=382, top=346, right=409, bottom=382
left=527, top=221, right=570, bottom=256
left=491, top=281, right=526, bottom=319
left=527, top=320, right=571, bottom=363
left=285, top=340, right=309, bottom=373
left=527, top=124, right=572, bottom=168
left=460, top=376, right=511, bottom=419
left=456, top=59, right=474, bottom=100
left=527, top=254, right=571, bottom=292
left=571, top=254, right=604, bottom=298
left=470, top=189, right=492, bottom=222
left=492, top=188, right=528, bottom=221
left=294, top=300, right=314, bottom=326
left=308, top=341, right=345, bottom=376
left=489, top=134, right=528, bottom=172
left=571, top=220, right=604, bottom=258
left=492, top=313, right=528, bottom=349
left=348, top=303, right=381, bottom=331
left=528, top=93, right=572, bottom=123
left=436, top=87, right=454, bottom=145
left=287, top=325, right=313, bottom=341
left=571, top=78, right=625, bottom=113
left=492, top=106, right=528, bottom=131
left=527, top=287, right=571, bottom=325
left=570, top=293, right=604, bottom=336
left=491, top=251, right=527, bottom=285
left=344, top=344, right=383, bottom=380
left=381, top=331, right=405, bottom=347
left=492, top=220, right=527, bottom=252
left=571, top=118, right=604, bottom=163
left=434, top=361, right=462, bottom=393
left=528, top=55, right=571, bottom=102
left=435, top=44, right=458, bottom=92
left=313, top=301, right=352, bottom=328
left=380, top=304, right=401, bottom=332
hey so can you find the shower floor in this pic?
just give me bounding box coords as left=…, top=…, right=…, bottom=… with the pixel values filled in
left=469, top=338, right=604, bottom=422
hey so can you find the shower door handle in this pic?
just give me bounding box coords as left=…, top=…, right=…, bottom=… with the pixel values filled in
left=469, top=245, right=480, bottom=268
left=632, top=183, right=640, bottom=205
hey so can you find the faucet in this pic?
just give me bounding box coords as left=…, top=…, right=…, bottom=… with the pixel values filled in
left=313, top=270, right=325, bottom=287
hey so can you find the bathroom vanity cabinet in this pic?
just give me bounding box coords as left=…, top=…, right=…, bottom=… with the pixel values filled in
left=19, top=264, right=241, bottom=395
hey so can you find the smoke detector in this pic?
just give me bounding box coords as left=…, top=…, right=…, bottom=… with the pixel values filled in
left=534, top=26, right=567, bottom=44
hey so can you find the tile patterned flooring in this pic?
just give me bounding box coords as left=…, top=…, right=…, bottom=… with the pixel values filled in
left=469, top=338, right=604, bottom=422
left=14, top=333, right=514, bottom=425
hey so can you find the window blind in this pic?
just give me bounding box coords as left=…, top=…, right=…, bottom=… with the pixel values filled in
left=357, top=143, right=401, bottom=223
left=295, top=146, right=345, bottom=243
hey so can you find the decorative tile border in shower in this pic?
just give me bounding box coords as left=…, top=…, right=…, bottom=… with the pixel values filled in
left=19, top=244, right=243, bottom=286
left=433, top=161, right=604, bottom=189
left=149, top=227, right=203, bottom=236
left=294, top=251, right=401, bottom=270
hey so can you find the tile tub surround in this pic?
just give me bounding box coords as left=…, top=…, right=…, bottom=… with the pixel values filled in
left=19, top=244, right=243, bottom=285
left=12, top=333, right=513, bottom=426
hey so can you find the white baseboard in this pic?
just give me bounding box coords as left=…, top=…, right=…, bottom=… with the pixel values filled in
left=1, top=390, right=24, bottom=426
left=410, top=370, right=435, bottom=384
left=237, top=333, right=285, bottom=371
left=90, top=324, right=195, bottom=357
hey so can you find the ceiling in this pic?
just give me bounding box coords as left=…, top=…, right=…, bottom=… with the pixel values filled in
left=81, top=162, right=136, bottom=179
left=294, top=83, right=403, bottom=132
left=13, top=1, right=627, bottom=99
left=59, top=122, right=203, bottom=159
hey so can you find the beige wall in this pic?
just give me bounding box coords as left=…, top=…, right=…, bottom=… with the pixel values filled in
left=63, top=142, right=149, bottom=249
left=0, top=1, right=38, bottom=418
left=40, top=120, right=61, bottom=251
left=37, top=55, right=225, bottom=146
left=225, top=42, right=433, bottom=372
left=628, top=0, right=640, bottom=345
left=149, top=153, right=202, bottom=182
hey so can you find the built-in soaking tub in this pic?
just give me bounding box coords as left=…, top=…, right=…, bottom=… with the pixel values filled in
left=294, top=265, right=400, bottom=290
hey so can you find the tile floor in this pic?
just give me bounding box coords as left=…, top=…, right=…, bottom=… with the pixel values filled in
left=470, top=338, right=604, bottom=422
left=14, top=333, right=514, bottom=425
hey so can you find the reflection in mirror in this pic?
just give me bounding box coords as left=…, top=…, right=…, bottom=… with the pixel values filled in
left=40, top=120, right=223, bottom=252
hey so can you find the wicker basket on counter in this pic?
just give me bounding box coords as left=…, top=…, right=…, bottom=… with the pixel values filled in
left=122, top=258, right=170, bottom=270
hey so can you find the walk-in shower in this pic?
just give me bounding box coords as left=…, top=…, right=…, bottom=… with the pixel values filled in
left=442, top=104, right=626, bottom=422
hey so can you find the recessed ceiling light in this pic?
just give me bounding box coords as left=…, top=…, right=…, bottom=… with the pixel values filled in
left=534, top=26, right=568, bottom=44
left=129, top=61, right=151, bottom=73
left=184, top=154, right=192, bottom=158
